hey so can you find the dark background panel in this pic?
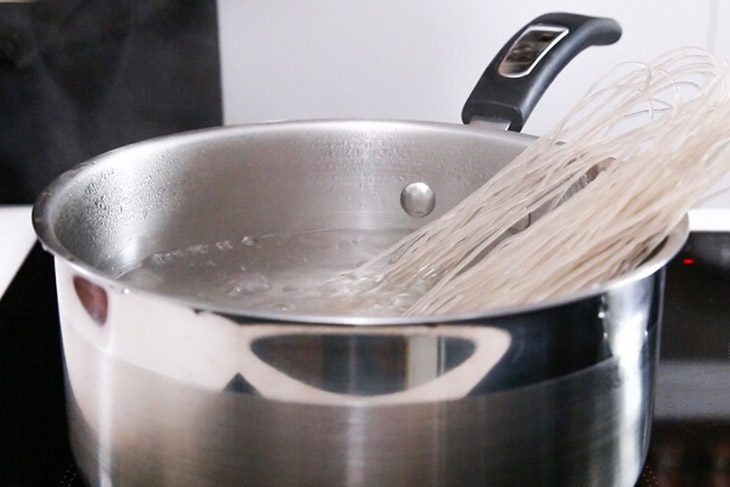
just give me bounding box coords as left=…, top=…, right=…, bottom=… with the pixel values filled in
left=0, top=0, right=222, bottom=204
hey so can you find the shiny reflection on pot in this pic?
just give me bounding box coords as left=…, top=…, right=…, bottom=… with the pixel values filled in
left=250, top=334, right=475, bottom=395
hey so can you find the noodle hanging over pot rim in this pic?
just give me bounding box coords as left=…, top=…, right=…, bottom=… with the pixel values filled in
left=340, top=47, right=730, bottom=315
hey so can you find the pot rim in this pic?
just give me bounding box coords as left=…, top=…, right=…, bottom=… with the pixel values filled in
left=33, top=119, right=690, bottom=326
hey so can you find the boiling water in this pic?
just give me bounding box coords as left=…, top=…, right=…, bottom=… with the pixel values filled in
left=118, top=228, right=421, bottom=316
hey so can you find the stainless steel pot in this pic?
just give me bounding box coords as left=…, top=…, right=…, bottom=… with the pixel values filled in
left=33, top=13, right=684, bottom=487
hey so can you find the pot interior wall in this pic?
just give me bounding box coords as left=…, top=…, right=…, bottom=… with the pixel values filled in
left=46, top=122, right=530, bottom=277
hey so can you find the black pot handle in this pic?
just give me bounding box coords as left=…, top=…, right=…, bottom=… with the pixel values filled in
left=461, top=12, right=621, bottom=131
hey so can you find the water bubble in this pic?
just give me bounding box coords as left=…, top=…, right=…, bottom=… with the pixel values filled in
left=118, top=228, right=412, bottom=316
left=216, top=240, right=234, bottom=251
left=355, top=276, right=378, bottom=291
left=228, top=273, right=270, bottom=296
left=188, top=244, right=210, bottom=255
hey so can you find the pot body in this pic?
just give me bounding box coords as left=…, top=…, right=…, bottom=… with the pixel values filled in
left=36, top=121, right=687, bottom=486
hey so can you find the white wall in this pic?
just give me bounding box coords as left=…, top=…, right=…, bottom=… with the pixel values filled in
left=217, top=1, right=730, bottom=212
left=218, top=1, right=717, bottom=135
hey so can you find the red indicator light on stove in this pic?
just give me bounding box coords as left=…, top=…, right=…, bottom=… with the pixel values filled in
left=682, top=258, right=695, bottom=265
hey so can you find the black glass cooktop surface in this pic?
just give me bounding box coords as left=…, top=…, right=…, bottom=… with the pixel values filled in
left=1, top=232, right=729, bottom=486
left=638, top=231, right=730, bottom=486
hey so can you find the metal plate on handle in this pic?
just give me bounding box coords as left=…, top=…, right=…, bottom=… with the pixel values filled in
left=497, top=25, right=569, bottom=78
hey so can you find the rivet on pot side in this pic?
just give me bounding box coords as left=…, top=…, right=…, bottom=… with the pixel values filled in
left=400, top=182, right=436, bottom=218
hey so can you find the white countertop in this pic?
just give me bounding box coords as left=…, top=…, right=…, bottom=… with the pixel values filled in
left=0, top=205, right=35, bottom=297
